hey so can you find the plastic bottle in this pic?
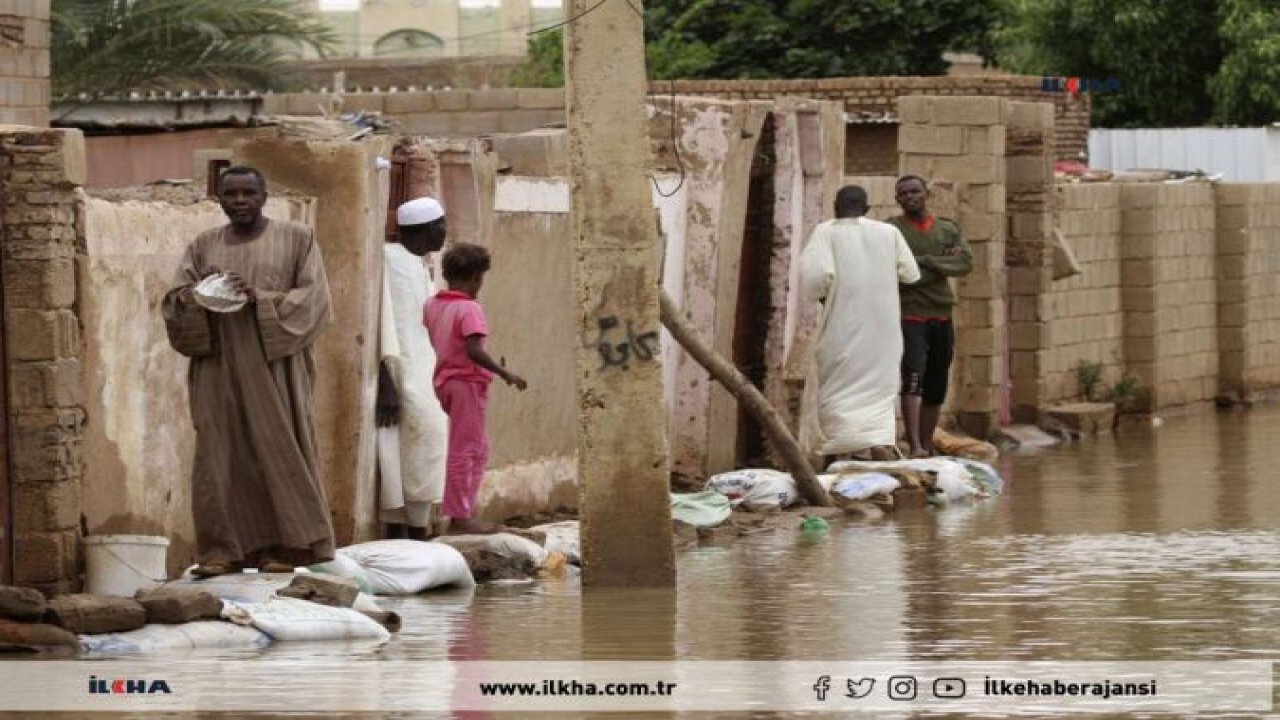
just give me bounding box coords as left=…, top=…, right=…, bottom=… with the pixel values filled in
left=800, top=516, right=830, bottom=535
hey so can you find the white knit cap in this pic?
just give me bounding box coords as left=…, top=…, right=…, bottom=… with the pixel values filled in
left=396, top=196, right=445, bottom=226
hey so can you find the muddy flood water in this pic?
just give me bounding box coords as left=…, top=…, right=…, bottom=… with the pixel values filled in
left=9, top=405, right=1280, bottom=719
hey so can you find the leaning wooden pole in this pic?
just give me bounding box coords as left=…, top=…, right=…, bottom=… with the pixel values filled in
left=566, top=0, right=676, bottom=586
left=659, top=291, right=831, bottom=507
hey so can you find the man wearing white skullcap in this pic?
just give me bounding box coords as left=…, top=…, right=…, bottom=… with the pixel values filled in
left=377, top=196, right=450, bottom=540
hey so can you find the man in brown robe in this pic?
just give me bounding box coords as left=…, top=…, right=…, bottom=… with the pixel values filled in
left=163, top=166, right=335, bottom=577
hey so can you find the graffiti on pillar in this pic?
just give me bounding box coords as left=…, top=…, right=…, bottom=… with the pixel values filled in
left=585, top=314, right=661, bottom=371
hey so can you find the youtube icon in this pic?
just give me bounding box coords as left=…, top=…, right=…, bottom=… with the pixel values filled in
left=932, top=678, right=967, bottom=699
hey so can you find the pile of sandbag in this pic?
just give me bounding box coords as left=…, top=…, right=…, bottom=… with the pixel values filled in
left=705, top=469, right=801, bottom=512
left=825, top=457, right=1003, bottom=511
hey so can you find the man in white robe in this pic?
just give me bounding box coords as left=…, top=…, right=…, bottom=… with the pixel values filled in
left=798, top=185, right=921, bottom=462
left=377, top=197, right=450, bottom=539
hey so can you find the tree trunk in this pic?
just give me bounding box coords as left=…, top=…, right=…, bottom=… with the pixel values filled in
left=658, top=290, right=830, bottom=507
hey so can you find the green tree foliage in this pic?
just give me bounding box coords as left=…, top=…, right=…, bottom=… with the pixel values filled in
left=53, top=0, right=337, bottom=97
left=996, top=0, right=1222, bottom=128
left=509, top=0, right=1000, bottom=87
left=507, top=28, right=564, bottom=88
left=999, top=0, right=1280, bottom=127
left=1212, top=0, right=1280, bottom=125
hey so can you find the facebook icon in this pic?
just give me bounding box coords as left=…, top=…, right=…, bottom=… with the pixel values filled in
left=813, top=675, right=831, bottom=701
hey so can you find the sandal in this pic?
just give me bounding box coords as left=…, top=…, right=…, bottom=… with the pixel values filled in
left=258, top=560, right=295, bottom=574
left=191, top=561, right=237, bottom=578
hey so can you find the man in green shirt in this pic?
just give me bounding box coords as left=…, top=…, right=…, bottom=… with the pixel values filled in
left=888, top=175, right=974, bottom=457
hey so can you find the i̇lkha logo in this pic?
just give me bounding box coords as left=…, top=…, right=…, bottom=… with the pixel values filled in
left=89, top=676, right=172, bottom=695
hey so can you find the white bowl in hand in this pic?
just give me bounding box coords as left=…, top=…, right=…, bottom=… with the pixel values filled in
left=193, top=273, right=248, bottom=313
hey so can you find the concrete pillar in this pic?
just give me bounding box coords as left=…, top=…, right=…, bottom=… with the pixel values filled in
left=1003, top=102, right=1055, bottom=421
left=565, top=0, right=675, bottom=586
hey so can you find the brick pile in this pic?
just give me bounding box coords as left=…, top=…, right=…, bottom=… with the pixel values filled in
left=1, top=128, right=87, bottom=593
left=1215, top=184, right=1280, bottom=398
left=897, top=96, right=1007, bottom=436
left=1120, top=183, right=1218, bottom=411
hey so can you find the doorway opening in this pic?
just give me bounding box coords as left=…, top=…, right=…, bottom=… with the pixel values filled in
left=733, top=119, right=776, bottom=468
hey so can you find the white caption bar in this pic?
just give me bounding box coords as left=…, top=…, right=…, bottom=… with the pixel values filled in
left=0, top=661, right=1270, bottom=713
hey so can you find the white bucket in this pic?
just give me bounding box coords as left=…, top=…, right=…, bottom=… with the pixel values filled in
left=83, top=535, right=170, bottom=597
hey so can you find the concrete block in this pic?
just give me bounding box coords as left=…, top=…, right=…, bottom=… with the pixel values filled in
left=1121, top=259, right=1155, bottom=287
left=47, top=595, right=146, bottom=634
left=896, top=96, right=932, bottom=124
left=1008, top=101, right=1054, bottom=129
left=1219, top=301, right=1248, bottom=328
left=935, top=155, right=1003, bottom=184
left=3, top=258, right=74, bottom=309
left=498, top=109, right=556, bottom=134
left=284, top=92, right=327, bottom=116
left=962, top=326, right=1000, bottom=356
left=397, top=113, right=457, bottom=136
left=517, top=88, right=565, bottom=110
left=434, top=90, right=471, bottom=112
left=931, top=96, right=1008, bottom=126
left=1216, top=227, right=1249, bottom=256
left=899, top=124, right=964, bottom=155
left=341, top=92, right=385, bottom=115
left=1121, top=184, right=1160, bottom=208
left=1007, top=156, right=1050, bottom=186
left=13, top=531, right=63, bottom=584
left=965, top=126, right=1005, bottom=156
left=386, top=91, right=435, bottom=115
left=1010, top=322, right=1045, bottom=351
left=456, top=111, right=504, bottom=134
left=261, top=93, right=289, bottom=115
left=1219, top=254, right=1247, bottom=280
left=1216, top=206, right=1249, bottom=230
left=469, top=88, right=519, bottom=111
left=14, top=478, right=79, bottom=532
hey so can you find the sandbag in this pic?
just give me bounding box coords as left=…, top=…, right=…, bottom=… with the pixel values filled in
left=956, top=458, right=1004, bottom=495
left=670, top=491, right=732, bottom=528
left=312, top=540, right=475, bottom=596
left=531, top=521, right=581, bottom=564
left=166, top=573, right=296, bottom=604
left=830, top=473, right=900, bottom=502
left=80, top=620, right=271, bottom=656
left=706, top=469, right=800, bottom=511
left=932, top=428, right=999, bottom=462
left=223, top=596, right=390, bottom=642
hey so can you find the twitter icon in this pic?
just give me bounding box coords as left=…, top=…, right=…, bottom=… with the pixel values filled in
left=845, top=678, right=876, bottom=699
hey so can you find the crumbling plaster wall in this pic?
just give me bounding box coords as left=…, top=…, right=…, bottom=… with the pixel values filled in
left=231, top=135, right=391, bottom=544
left=78, top=195, right=313, bottom=577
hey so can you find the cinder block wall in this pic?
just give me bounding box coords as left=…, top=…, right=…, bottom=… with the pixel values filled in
left=263, top=88, right=566, bottom=136
left=1215, top=184, right=1280, bottom=397
left=1121, top=183, right=1219, bottom=411
left=1038, top=183, right=1124, bottom=406
left=898, top=96, right=1008, bottom=437
left=0, top=0, right=50, bottom=126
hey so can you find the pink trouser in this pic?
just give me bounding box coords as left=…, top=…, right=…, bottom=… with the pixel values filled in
left=436, top=379, right=490, bottom=520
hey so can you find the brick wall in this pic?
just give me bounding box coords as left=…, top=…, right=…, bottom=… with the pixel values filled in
left=267, top=75, right=1091, bottom=160
left=1037, top=184, right=1124, bottom=407
left=1215, top=184, right=1280, bottom=398
left=1120, top=183, right=1219, bottom=411
left=0, top=0, right=50, bottom=126
left=2, top=127, right=87, bottom=593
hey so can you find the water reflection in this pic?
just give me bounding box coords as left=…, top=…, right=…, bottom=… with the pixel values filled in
left=7, top=406, right=1280, bottom=719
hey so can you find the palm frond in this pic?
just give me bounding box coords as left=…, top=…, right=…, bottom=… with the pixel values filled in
left=53, top=0, right=338, bottom=97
